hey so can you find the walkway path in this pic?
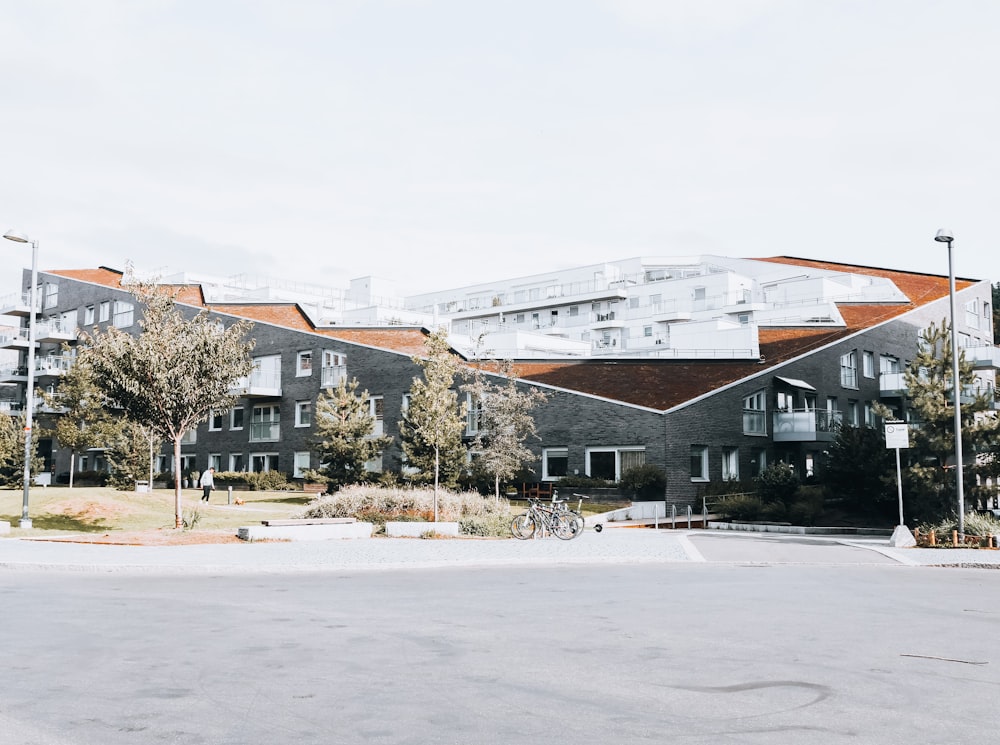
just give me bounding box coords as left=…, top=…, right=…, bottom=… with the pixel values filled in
left=2, top=527, right=998, bottom=573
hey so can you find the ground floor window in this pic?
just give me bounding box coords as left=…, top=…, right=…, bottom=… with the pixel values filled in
left=230, top=453, right=245, bottom=472
left=542, top=447, right=568, bottom=480
left=690, top=445, right=709, bottom=482
left=722, top=447, right=739, bottom=481
left=293, top=451, right=311, bottom=478
left=251, top=453, right=279, bottom=473
left=209, top=454, right=222, bottom=471
left=586, top=447, right=645, bottom=481
left=750, top=449, right=768, bottom=478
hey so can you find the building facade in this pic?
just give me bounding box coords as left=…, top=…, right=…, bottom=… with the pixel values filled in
left=1, top=256, right=996, bottom=503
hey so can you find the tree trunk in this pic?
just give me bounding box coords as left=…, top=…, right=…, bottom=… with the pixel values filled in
left=69, top=452, right=75, bottom=489
left=173, top=436, right=183, bottom=528
left=494, top=474, right=500, bottom=501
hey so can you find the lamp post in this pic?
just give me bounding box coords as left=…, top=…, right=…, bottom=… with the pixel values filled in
left=935, top=228, right=965, bottom=538
left=4, top=228, right=38, bottom=529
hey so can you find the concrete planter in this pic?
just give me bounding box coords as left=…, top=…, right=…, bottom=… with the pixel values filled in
left=385, top=521, right=460, bottom=538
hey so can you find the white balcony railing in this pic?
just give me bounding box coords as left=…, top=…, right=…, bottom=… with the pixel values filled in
left=321, top=365, right=347, bottom=388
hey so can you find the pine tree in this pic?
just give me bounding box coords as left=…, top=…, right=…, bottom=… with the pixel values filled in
left=903, top=319, right=1000, bottom=520
left=0, top=413, right=44, bottom=488
left=398, top=329, right=467, bottom=520
left=104, top=421, right=162, bottom=490
left=80, top=269, right=255, bottom=527
left=462, top=360, right=547, bottom=499
left=310, top=378, right=393, bottom=489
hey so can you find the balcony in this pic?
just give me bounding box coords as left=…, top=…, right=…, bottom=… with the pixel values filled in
left=230, top=370, right=282, bottom=398
left=35, top=319, right=77, bottom=343
left=0, top=329, right=35, bottom=349
left=0, top=291, right=40, bottom=317
left=0, top=366, right=28, bottom=383
left=34, top=355, right=75, bottom=378
left=0, top=400, right=24, bottom=415
left=589, top=311, right=625, bottom=330
left=773, top=409, right=842, bottom=442
left=742, top=409, right=767, bottom=435
left=321, top=365, right=347, bottom=388
left=880, top=372, right=907, bottom=397
left=966, top=345, right=1000, bottom=370
left=249, top=421, right=281, bottom=442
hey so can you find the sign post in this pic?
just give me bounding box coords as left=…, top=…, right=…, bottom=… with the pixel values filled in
left=885, top=421, right=916, bottom=548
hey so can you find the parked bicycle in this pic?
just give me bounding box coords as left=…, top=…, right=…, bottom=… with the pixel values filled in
left=510, top=497, right=578, bottom=540
left=551, top=490, right=588, bottom=537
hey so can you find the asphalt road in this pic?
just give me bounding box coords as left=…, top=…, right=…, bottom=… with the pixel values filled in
left=1, top=561, right=998, bottom=745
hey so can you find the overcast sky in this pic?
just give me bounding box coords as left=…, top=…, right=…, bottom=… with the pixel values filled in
left=1, top=0, right=997, bottom=300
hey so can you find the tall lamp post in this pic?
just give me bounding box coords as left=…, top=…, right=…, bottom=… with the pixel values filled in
left=935, top=228, right=965, bottom=538
left=3, top=229, right=38, bottom=530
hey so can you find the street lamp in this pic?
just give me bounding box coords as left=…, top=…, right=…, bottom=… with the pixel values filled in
left=935, top=228, right=965, bottom=538
left=3, top=228, right=38, bottom=530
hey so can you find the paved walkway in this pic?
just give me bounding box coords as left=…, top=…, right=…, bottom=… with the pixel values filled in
left=1, top=527, right=999, bottom=573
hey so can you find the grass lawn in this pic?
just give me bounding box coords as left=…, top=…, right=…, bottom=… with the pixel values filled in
left=0, top=486, right=313, bottom=538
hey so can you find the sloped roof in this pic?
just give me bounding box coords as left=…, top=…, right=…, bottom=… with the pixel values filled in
left=512, top=258, right=978, bottom=410
left=48, top=258, right=978, bottom=410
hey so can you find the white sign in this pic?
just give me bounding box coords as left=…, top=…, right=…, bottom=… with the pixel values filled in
left=885, top=422, right=910, bottom=449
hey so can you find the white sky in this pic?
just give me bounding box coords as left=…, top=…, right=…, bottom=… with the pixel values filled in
left=1, top=0, right=997, bottom=298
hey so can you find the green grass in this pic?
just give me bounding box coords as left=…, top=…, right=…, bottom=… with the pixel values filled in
left=0, top=485, right=310, bottom=537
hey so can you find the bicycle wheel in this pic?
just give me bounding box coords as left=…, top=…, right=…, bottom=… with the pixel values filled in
left=568, top=512, right=586, bottom=539
left=510, top=512, right=536, bottom=540
left=552, top=513, right=577, bottom=541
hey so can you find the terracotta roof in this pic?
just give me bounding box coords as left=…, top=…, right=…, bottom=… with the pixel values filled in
left=49, top=267, right=125, bottom=286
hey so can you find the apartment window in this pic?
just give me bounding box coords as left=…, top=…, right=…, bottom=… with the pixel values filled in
left=99, top=301, right=110, bottom=322
left=231, top=407, right=244, bottom=430
left=229, top=453, right=245, bottom=472
left=84, top=305, right=95, bottom=325
left=542, top=447, right=569, bottom=480
left=208, top=409, right=223, bottom=431
left=862, top=351, right=875, bottom=378
left=722, top=447, right=739, bottom=481
left=840, top=350, right=858, bottom=389
left=293, top=452, right=311, bottom=478
left=44, top=282, right=58, bottom=309
left=743, top=390, right=767, bottom=435
left=880, top=355, right=900, bottom=375
left=295, top=400, right=312, bottom=427
left=113, top=301, right=134, bottom=328
left=569, top=306, right=579, bottom=317
left=966, top=300, right=980, bottom=330
left=251, top=453, right=280, bottom=472
left=750, top=449, right=768, bottom=478
left=466, top=394, right=483, bottom=434
left=321, top=351, right=347, bottom=387
left=864, top=402, right=877, bottom=427
left=401, top=393, right=411, bottom=414
left=297, top=350, right=313, bottom=377
left=209, top=454, right=222, bottom=471
left=848, top=400, right=859, bottom=426
left=643, top=326, right=653, bottom=337
left=629, top=297, right=639, bottom=309
left=586, top=447, right=645, bottom=482
left=515, top=313, right=525, bottom=324
left=737, top=313, right=751, bottom=325
left=649, top=293, right=661, bottom=309
left=776, top=390, right=794, bottom=412
left=251, top=405, right=280, bottom=442
left=180, top=428, right=196, bottom=444
left=690, top=446, right=709, bottom=482
left=368, top=396, right=385, bottom=436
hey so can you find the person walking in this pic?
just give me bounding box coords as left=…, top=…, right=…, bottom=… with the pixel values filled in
left=200, top=467, right=215, bottom=502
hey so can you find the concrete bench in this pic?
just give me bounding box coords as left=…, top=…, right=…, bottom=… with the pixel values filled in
left=238, top=517, right=372, bottom=542
left=260, top=518, right=356, bottom=527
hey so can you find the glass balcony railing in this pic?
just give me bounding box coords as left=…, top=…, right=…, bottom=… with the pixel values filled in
left=249, top=422, right=281, bottom=442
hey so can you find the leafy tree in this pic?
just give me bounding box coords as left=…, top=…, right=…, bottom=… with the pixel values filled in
left=80, top=270, right=255, bottom=528
left=902, top=319, right=1000, bottom=521
left=462, top=360, right=548, bottom=499
left=104, top=420, right=162, bottom=490
left=821, top=423, right=895, bottom=518
left=309, top=378, right=393, bottom=489
left=0, top=413, right=44, bottom=489
left=42, top=351, right=117, bottom=488
left=398, top=329, right=467, bottom=520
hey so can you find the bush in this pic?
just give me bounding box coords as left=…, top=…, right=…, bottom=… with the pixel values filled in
left=555, top=474, right=616, bottom=488
left=302, top=485, right=510, bottom=535
left=759, top=501, right=788, bottom=521
left=242, top=471, right=294, bottom=491
left=715, top=494, right=761, bottom=521
left=754, top=463, right=799, bottom=505
left=459, top=513, right=512, bottom=537
left=619, top=464, right=667, bottom=500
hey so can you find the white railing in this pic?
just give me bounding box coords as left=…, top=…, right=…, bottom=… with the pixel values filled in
left=321, top=365, right=347, bottom=388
